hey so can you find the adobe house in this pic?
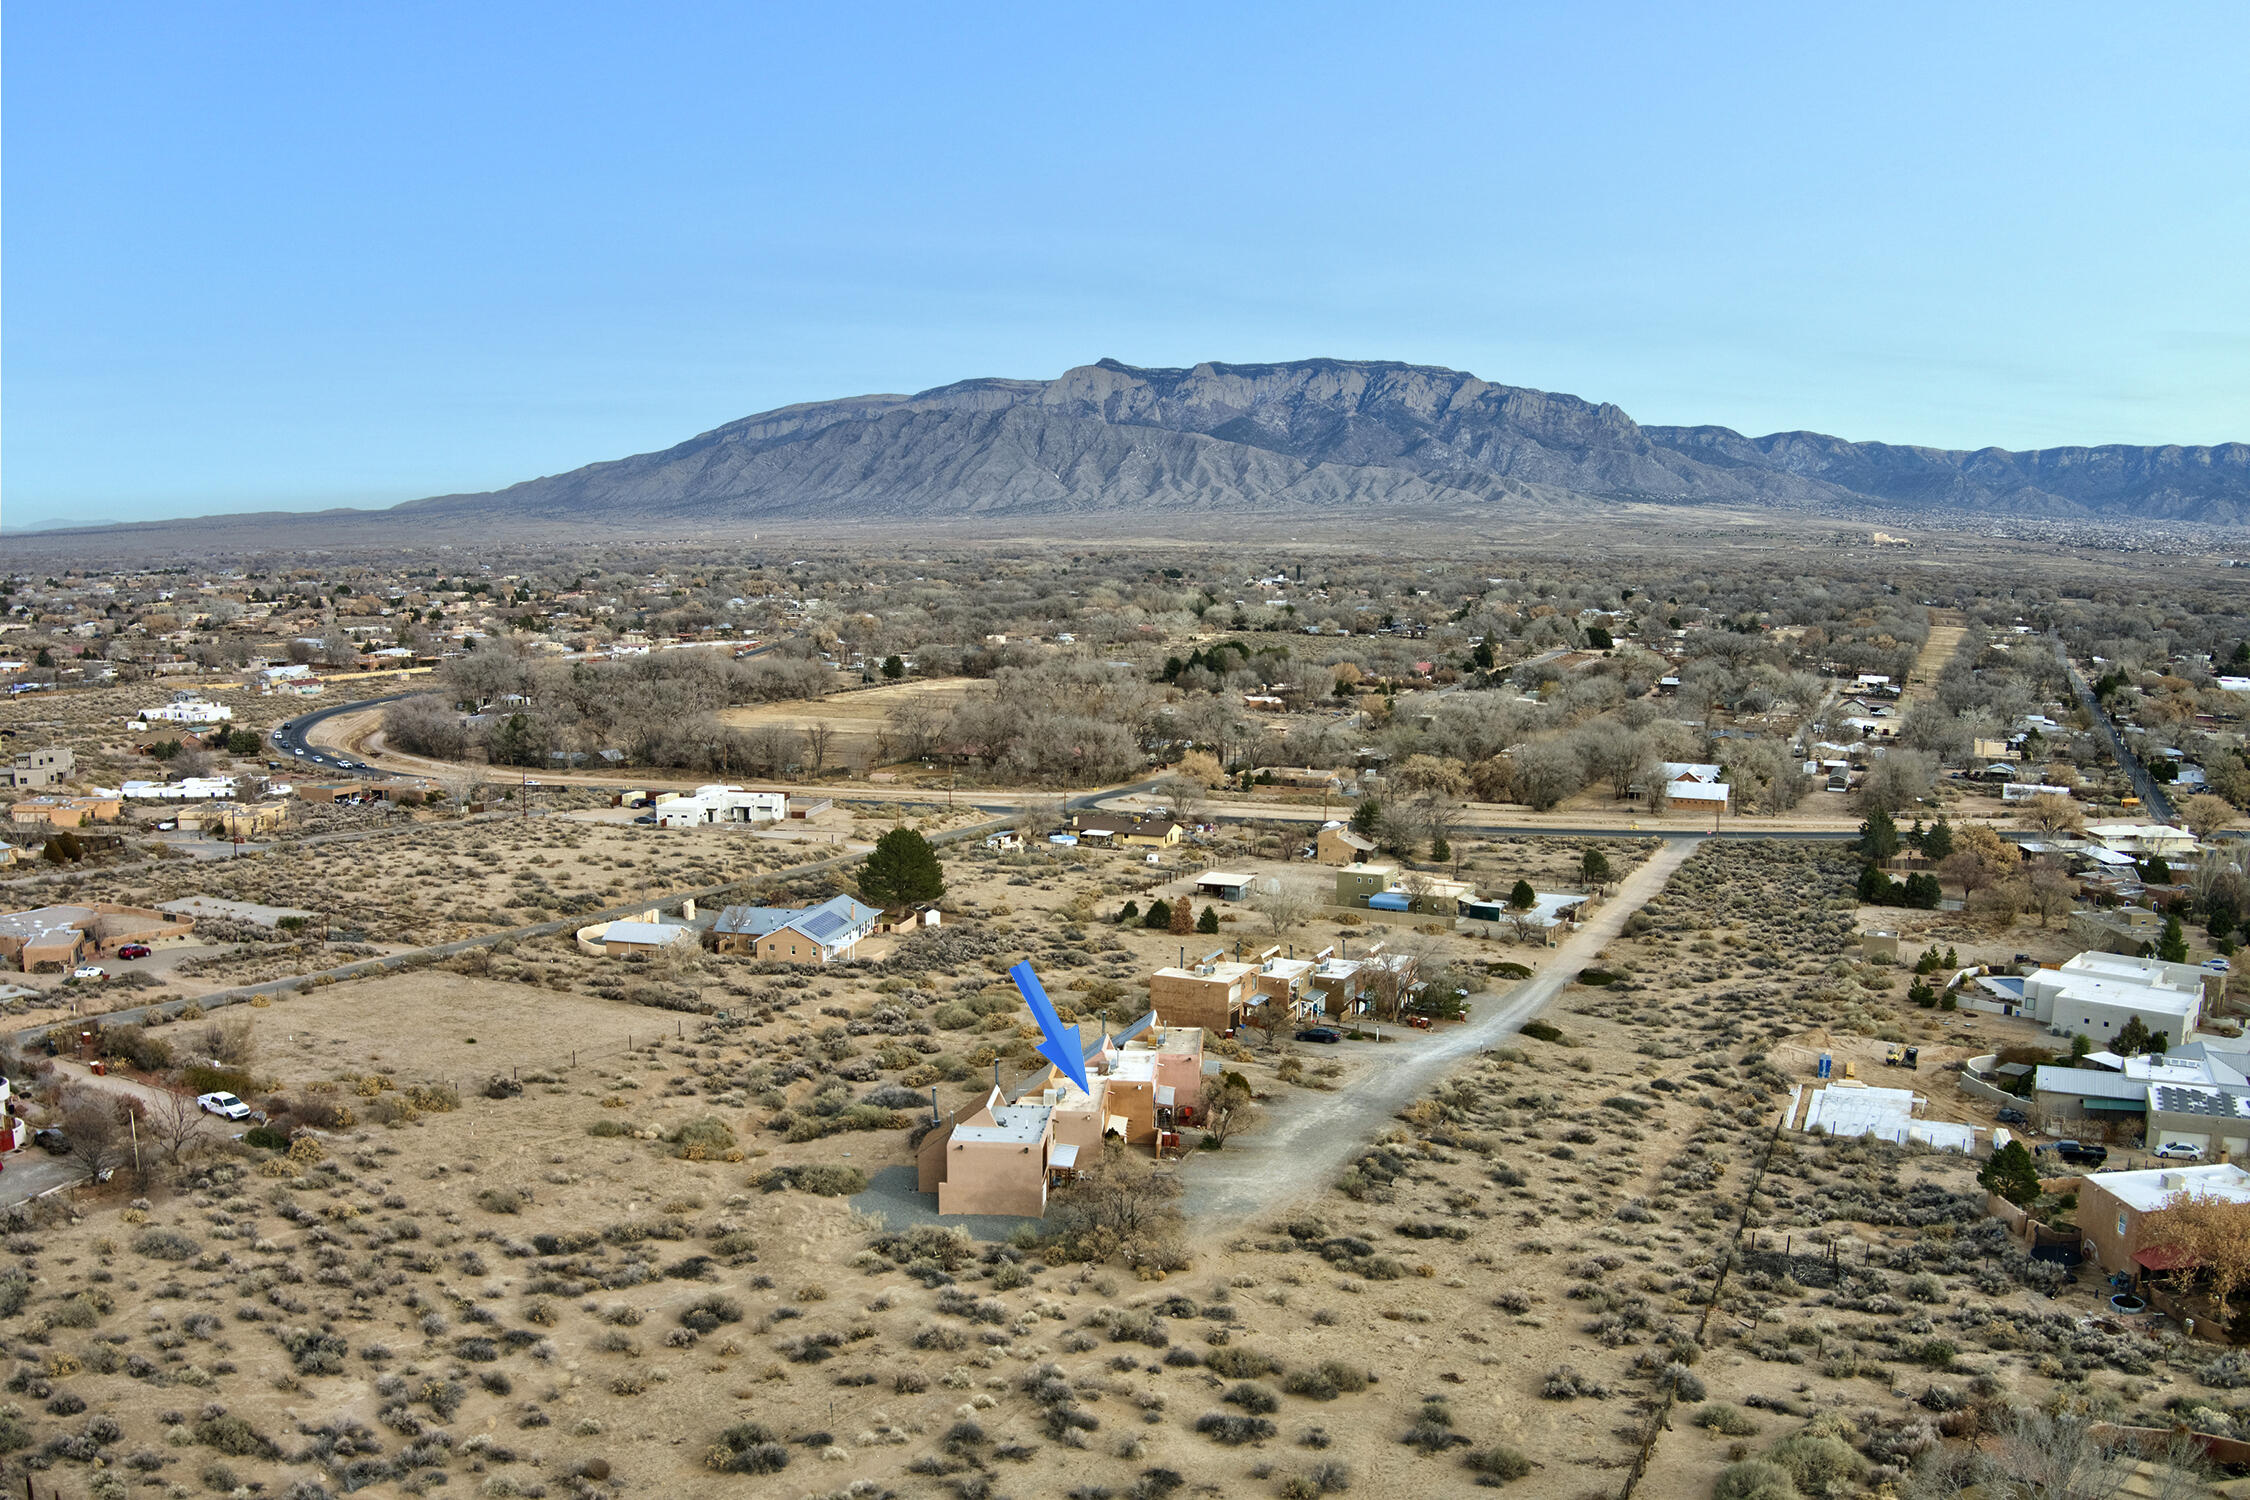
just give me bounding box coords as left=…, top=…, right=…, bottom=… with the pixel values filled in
left=1333, top=862, right=1399, bottom=907
left=2078, top=1163, right=2250, bottom=1278
left=1315, top=822, right=1378, bottom=865
left=0, top=903, right=193, bottom=971
left=1147, top=953, right=1254, bottom=1035
left=917, top=1011, right=1208, bottom=1216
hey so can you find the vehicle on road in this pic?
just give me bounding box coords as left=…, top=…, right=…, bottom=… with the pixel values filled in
left=71, top=966, right=106, bottom=981
left=2040, top=1140, right=2109, bottom=1166
left=197, top=1091, right=252, bottom=1120
left=32, top=1128, right=69, bottom=1154
left=1996, top=1107, right=2029, bottom=1126
left=117, top=944, right=152, bottom=960
left=2153, top=1142, right=2205, bottom=1161
left=2207, top=958, right=2233, bottom=973
left=1294, top=1027, right=1342, bottom=1044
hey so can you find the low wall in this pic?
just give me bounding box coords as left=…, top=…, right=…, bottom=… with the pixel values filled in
left=576, top=908, right=663, bottom=958
left=1956, top=1068, right=2020, bottom=1109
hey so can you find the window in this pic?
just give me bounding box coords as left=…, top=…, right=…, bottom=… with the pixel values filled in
left=2118, top=1211, right=2128, bottom=1237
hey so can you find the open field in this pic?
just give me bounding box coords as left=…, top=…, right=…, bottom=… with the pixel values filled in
left=713, top=677, right=985, bottom=760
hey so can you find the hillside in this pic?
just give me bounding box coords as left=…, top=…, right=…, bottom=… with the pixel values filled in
left=396, top=357, right=2250, bottom=526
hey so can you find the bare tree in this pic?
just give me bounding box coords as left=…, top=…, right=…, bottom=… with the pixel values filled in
left=60, top=1088, right=137, bottom=1186
left=1202, top=1072, right=1258, bottom=1147
left=802, top=721, right=837, bottom=778
left=1247, top=878, right=1314, bottom=940
left=1157, top=774, right=1207, bottom=824
left=146, top=1089, right=209, bottom=1169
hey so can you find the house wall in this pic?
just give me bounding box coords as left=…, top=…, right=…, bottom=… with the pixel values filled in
left=754, top=930, right=827, bottom=963
left=1315, top=827, right=1371, bottom=864
left=1147, top=973, right=1243, bottom=1035
left=2078, top=1178, right=2142, bottom=1275
left=933, top=1140, right=1049, bottom=1217
left=2146, top=1111, right=2250, bottom=1159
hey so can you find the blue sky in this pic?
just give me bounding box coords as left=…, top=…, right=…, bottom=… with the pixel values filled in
left=6, top=3, right=2246, bottom=524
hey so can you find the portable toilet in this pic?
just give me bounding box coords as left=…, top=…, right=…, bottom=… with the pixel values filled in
left=1817, top=1053, right=1833, bottom=1079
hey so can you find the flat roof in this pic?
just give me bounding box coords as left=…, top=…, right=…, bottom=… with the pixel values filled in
left=2088, top=1162, right=2250, bottom=1214
left=2033, top=1065, right=2149, bottom=1100
left=953, top=1102, right=1053, bottom=1146
left=603, top=921, right=685, bottom=945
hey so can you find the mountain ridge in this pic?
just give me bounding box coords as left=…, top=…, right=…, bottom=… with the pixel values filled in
left=15, top=357, right=2250, bottom=541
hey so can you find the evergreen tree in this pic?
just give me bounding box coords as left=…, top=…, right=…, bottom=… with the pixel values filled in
left=1921, top=818, right=1955, bottom=864
left=2115, top=1015, right=2154, bottom=1056
left=881, top=654, right=905, bottom=679
left=1430, top=836, right=1451, bottom=863
left=1118, top=900, right=1140, bottom=924
left=1349, top=798, right=1382, bottom=837
left=1509, top=879, right=1536, bottom=910
left=1904, top=872, right=1943, bottom=909
left=1168, top=896, right=1194, bottom=935
left=1857, top=863, right=1898, bottom=904
left=1142, top=899, right=1172, bottom=931
left=1857, top=806, right=1900, bottom=861
left=859, top=827, right=945, bottom=906
left=1978, top=1140, right=2042, bottom=1209
left=1196, top=905, right=1220, bottom=934
left=1581, top=848, right=1613, bottom=885
left=2159, top=914, right=2190, bottom=963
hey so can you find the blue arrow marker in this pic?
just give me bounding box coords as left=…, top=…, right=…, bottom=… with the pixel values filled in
left=1010, top=960, right=1090, bottom=1096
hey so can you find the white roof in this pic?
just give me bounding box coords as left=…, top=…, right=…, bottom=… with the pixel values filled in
left=2088, top=1162, right=2250, bottom=1214
left=1660, top=761, right=1723, bottom=782
left=1668, top=781, right=1731, bottom=803
left=954, top=1102, right=1052, bottom=1146
left=1048, top=1141, right=1080, bottom=1169
left=603, top=921, right=685, bottom=946
left=1196, top=872, right=1253, bottom=886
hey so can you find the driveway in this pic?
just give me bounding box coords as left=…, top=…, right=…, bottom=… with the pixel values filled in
left=1181, top=837, right=1701, bottom=1221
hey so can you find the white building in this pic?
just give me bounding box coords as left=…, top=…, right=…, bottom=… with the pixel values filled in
left=119, top=777, right=239, bottom=801
left=2002, top=782, right=2074, bottom=803
left=137, top=698, right=233, bottom=725
left=651, top=785, right=787, bottom=827
left=2086, top=823, right=2201, bottom=859
left=2023, top=952, right=2211, bottom=1048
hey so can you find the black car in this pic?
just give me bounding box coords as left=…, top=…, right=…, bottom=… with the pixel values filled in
left=31, top=1128, right=69, bottom=1154
left=2042, top=1140, right=2109, bottom=1166
left=1294, top=1027, right=1342, bottom=1044
left=1996, top=1107, right=2029, bottom=1126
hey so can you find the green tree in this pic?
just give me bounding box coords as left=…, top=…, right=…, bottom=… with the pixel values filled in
left=1141, top=899, right=1172, bottom=931
left=1117, top=900, right=1140, bottom=925
left=1429, top=835, right=1451, bottom=863
left=881, top=654, right=904, bottom=680
left=1978, top=1140, right=2042, bottom=1209
left=1903, top=872, right=1942, bottom=909
left=859, top=826, right=945, bottom=907
left=1857, top=805, right=1899, bottom=862
left=225, top=729, right=260, bottom=756
left=2115, top=1015, right=2154, bottom=1056
left=2142, top=855, right=2174, bottom=886
left=1857, top=863, right=1898, bottom=904
left=1509, top=879, right=1536, bottom=910
left=1581, top=848, right=1612, bottom=886
left=33, top=647, right=54, bottom=669
left=1196, top=905, right=1220, bottom=934
left=2071, top=1032, right=2095, bottom=1060
left=2159, top=913, right=2189, bottom=964
left=1349, top=798, right=1382, bottom=838
left=1921, top=818, right=1955, bottom=863
left=1471, top=639, right=1495, bottom=672
left=489, top=712, right=543, bottom=767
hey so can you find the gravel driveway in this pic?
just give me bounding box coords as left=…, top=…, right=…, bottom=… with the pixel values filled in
left=1182, top=838, right=1701, bottom=1221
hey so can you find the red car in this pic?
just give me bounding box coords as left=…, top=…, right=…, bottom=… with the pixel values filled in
left=116, top=944, right=152, bottom=960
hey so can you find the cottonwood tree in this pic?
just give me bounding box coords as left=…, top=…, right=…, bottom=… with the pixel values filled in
left=60, top=1089, right=138, bottom=1187
left=801, top=722, right=837, bottom=777
left=1202, top=1072, right=1257, bottom=1147
left=1247, top=878, right=1313, bottom=939
left=146, top=1089, right=209, bottom=1169
left=2141, top=1195, right=2250, bottom=1318
left=2017, top=794, right=2085, bottom=837
left=2181, top=792, right=2239, bottom=838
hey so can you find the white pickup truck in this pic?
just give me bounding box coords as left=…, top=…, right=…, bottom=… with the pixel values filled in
left=196, top=1091, right=252, bottom=1120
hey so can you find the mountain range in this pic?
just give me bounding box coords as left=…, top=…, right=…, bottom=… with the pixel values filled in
left=396, top=358, right=2250, bottom=527
left=17, top=358, right=2250, bottom=542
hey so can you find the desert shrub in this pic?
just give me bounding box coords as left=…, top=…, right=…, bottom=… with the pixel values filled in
left=244, top=1125, right=290, bottom=1151
left=0, top=1273, right=27, bottom=1319
left=483, top=1075, right=524, bottom=1100
left=679, top=1295, right=743, bottom=1334
left=1520, top=1020, right=1566, bottom=1044
left=1766, top=1433, right=1866, bottom=1497
left=1540, top=1365, right=1608, bottom=1400
left=1462, top=1444, right=1533, bottom=1481
left=476, top=1188, right=526, bottom=1215
left=1693, top=1403, right=1761, bottom=1437
left=1222, top=1382, right=1279, bottom=1415
left=1202, top=1347, right=1277, bottom=1380
left=1193, top=1411, right=1276, bottom=1445
left=667, top=1115, right=738, bottom=1160
left=586, top=1119, right=632, bottom=1137
left=707, top=1421, right=791, bottom=1474
left=183, top=1065, right=258, bottom=1098
left=194, top=1412, right=278, bottom=1459
left=99, top=1024, right=173, bottom=1072
left=760, top=1164, right=867, bottom=1196
left=132, top=1229, right=201, bottom=1262
left=1282, top=1362, right=1368, bottom=1400
left=1713, top=1459, right=1800, bottom=1500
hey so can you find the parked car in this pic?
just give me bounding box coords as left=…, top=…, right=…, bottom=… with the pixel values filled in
left=1996, top=1106, right=2029, bottom=1126
left=2153, top=1142, right=2205, bottom=1161
left=2206, top=958, right=2233, bottom=973
left=32, top=1128, right=69, bottom=1154
left=2042, top=1140, right=2110, bottom=1166
left=71, top=966, right=106, bottom=981
left=1294, top=1027, right=1342, bottom=1044
left=117, top=944, right=152, bottom=960
left=197, top=1091, right=252, bottom=1120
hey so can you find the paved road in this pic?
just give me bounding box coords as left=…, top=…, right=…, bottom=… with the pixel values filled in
left=2056, top=635, right=2175, bottom=823
left=1181, top=837, right=1701, bottom=1221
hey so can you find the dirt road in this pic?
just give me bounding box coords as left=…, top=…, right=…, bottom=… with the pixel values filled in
left=1181, top=837, right=1701, bottom=1221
